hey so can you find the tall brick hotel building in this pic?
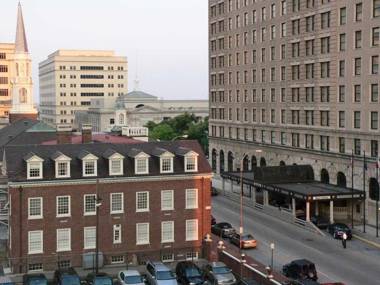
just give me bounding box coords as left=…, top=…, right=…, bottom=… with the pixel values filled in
left=4, top=136, right=212, bottom=273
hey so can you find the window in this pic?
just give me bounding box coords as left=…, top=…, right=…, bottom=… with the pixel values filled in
left=110, top=159, right=123, bottom=175
left=186, top=219, right=198, bottom=241
left=28, top=263, right=43, bottom=272
left=355, top=31, right=362, bottom=49
left=354, top=58, right=361, bottom=76
left=160, top=157, right=173, bottom=173
left=339, top=33, right=346, bottom=51
left=161, top=221, right=174, bottom=243
left=185, top=156, right=198, bottom=172
left=320, top=136, right=330, bottom=151
left=186, top=252, right=199, bottom=261
left=113, top=224, right=122, bottom=244
left=84, top=227, right=96, bottom=249
left=372, top=56, right=379, bottom=74
left=371, top=112, right=378, bottom=130
left=83, top=160, right=97, bottom=177
left=354, top=111, right=361, bottom=129
left=111, top=193, right=124, bottom=214
left=374, top=0, right=380, bottom=17
left=57, top=228, right=71, bottom=252
left=354, top=139, right=361, bottom=155
left=161, top=190, right=174, bottom=211
left=186, top=189, right=198, bottom=209
left=28, top=161, right=43, bottom=179
left=136, top=223, right=149, bottom=245
left=28, top=231, right=43, bottom=254
left=136, top=192, right=149, bottom=212
left=111, top=256, right=125, bottom=264
left=321, top=12, right=330, bottom=29
left=338, top=111, right=345, bottom=128
left=373, top=27, right=380, bottom=46
left=339, top=60, right=345, bottom=77
left=56, top=196, right=70, bottom=217
left=56, top=161, right=70, bottom=178
left=371, top=140, right=379, bottom=157
left=135, top=158, right=149, bottom=174
left=28, top=198, right=42, bottom=219
left=356, top=3, right=362, bottom=21
left=371, top=84, right=379, bottom=102
left=354, top=85, right=361, bottom=102
left=340, top=7, right=347, bottom=25
left=84, top=194, right=96, bottom=215
left=339, top=138, right=345, bottom=154
left=162, top=253, right=174, bottom=263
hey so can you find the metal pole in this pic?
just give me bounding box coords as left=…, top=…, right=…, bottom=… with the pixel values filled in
left=351, top=150, right=354, bottom=229
left=271, top=248, right=273, bottom=269
left=95, top=179, right=99, bottom=274
left=363, top=151, right=366, bottom=233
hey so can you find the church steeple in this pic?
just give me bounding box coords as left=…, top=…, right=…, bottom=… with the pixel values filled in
left=15, top=2, right=29, bottom=53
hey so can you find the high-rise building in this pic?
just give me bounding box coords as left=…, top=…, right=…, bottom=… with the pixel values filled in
left=209, top=0, right=380, bottom=225
left=39, top=50, right=128, bottom=126
left=0, top=3, right=37, bottom=122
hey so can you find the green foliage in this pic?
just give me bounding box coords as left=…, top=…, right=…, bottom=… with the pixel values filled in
left=144, top=113, right=209, bottom=154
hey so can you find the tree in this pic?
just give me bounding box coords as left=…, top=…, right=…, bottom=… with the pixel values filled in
left=149, top=123, right=176, bottom=141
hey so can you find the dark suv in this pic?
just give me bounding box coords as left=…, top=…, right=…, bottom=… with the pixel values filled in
left=282, top=259, right=318, bottom=282
left=85, top=273, right=113, bottom=285
left=175, top=261, right=205, bottom=285
left=211, top=222, right=236, bottom=238
left=53, top=268, right=81, bottom=285
left=23, top=273, right=48, bottom=285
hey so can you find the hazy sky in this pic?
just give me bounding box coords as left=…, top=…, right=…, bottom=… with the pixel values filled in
left=1, top=0, right=209, bottom=102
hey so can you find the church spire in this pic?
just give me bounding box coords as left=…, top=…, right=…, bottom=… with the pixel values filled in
left=15, top=2, right=29, bottom=53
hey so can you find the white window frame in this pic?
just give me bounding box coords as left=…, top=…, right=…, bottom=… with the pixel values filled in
left=56, top=196, right=71, bottom=218
left=161, top=221, right=174, bottom=243
left=55, top=161, right=70, bottom=178
left=83, top=194, right=96, bottom=216
left=110, top=193, right=124, bottom=214
left=83, top=160, right=97, bottom=177
left=136, top=223, right=150, bottom=245
left=28, top=197, right=43, bottom=220
left=184, top=154, right=198, bottom=172
left=136, top=191, right=149, bottom=212
left=84, top=226, right=96, bottom=249
left=109, top=153, right=124, bottom=176
left=186, top=219, right=198, bottom=241
left=27, top=156, right=44, bottom=180
left=113, top=224, right=122, bottom=244
left=161, top=190, right=174, bottom=211
left=56, top=228, right=71, bottom=252
left=186, top=189, right=198, bottom=209
left=160, top=157, right=174, bottom=173
left=28, top=230, right=43, bottom=254
left=135, top=157, right=149, bottom=175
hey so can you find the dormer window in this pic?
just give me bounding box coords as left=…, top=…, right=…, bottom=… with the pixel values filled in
left=185, top=153, right=198, bottom=172
left=104, top=149, right=125, bottom=176
left=161, top=157, right=173, bottom=173
left=78, top=151, right=98, bottom=177
left=24, top=153, right=44, bottom=180
left=52, top=152, right=71, bottom=178
left=136, top=157, right=149, bottom=174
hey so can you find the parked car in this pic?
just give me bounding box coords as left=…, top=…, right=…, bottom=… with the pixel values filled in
left=118, top=270, right=145, bottom=285
left=203, top=262, right=236, bottom=285
left=211, top=215, right=216, bottom=225
left=146, top=261, right=177, bottom=285
left=282, top=259, right=318, bottom=282
left=310, top=216, right=330, bottom=229
left=53, top=268, right=81, bottom=285
left=175, top=261, right=206, bottom=285
left=211, top=222, right=236, bottom=238
left=0, top=276, right=15, bottom=285
left=85, top=273, right=113, bottom=285
left=23, top=273, right=47, bottom=285
left=229, top=233, right=257, bottom=249
left=327, top=223, right=352, bottom=240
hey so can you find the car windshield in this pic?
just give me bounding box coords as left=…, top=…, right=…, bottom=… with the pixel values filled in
left=185, top=267, right=202, bottom=278
left=242, top=234, right=254, bottom=240
left=125, top=276, right=143, bottom=284
left=94, top=277, right=112, bottom=285
left=213, top=266, right=231, bottom=274
left=156, top=271, right=176, bottom=280
left=62, top=275, right=81, bottom=285
left=29, top=278, right=47, bottom=285
left=336, top=224, right=349, bottom=230
left=220, top=223, right=232, bottom=229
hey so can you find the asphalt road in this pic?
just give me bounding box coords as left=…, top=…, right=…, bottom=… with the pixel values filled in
left=212, top=195, right=380, bottom=285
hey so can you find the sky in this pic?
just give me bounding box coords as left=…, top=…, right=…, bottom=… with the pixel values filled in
left=1, top=0, right=209, bottom=102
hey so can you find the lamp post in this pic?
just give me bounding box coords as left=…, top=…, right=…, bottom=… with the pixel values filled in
left=240, top=253, right=246, bottom=280
left=270, top=243, right=275, bottom=270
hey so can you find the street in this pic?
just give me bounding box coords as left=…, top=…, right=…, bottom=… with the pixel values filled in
left=212, top=195, right=380, bottom=285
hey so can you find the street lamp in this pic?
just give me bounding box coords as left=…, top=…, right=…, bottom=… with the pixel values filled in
left=270, top=243, right=275, bottom=270
left=240, top=253, right=246, bottom=280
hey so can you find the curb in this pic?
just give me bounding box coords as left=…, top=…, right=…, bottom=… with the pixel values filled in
left=353, top=234, right=380, bottom=249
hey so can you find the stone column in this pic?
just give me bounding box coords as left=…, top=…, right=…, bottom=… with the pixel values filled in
left=306, top=201, right=311, bottom=222
left=330, top=200, right=334, bottom=224
left=263, top=191, right=269, bottom=206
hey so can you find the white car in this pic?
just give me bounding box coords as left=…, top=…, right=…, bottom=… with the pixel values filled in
left=118, top=270, right=145, bottom=285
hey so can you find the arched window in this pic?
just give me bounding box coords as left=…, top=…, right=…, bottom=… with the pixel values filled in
left=19, top=88, right=27, bottom=103
left=219, top=150, right=225, bottom=173
left=279, top=161, right=286, bottom=166
left=251, top=155, right=257, bottom=169
left=260, top=157, right=267, bottom=167
left=228, top=151, right=234, bottom=172
left=369, top=178, right=380, bottom=201
left=119, top=113, right=125, bottom=125
left=243, top=155, right=249, bottom=171
left=337, top=172, right=347, bottom=187
left=211, top=149, right=217, bottom=172
left=320, top=168, right=330, bottom=184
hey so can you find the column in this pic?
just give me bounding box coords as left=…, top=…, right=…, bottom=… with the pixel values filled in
left=292, top=198, right=296, bottom=217
left=330, top=200, right=334, bottom=224
left=222, top=178, right=225, bottom=195
left=264, top=190, right=269, bottom=206
left=306, top=201, right=310, bottom=222
left=315, top=201, right=319, bottom=216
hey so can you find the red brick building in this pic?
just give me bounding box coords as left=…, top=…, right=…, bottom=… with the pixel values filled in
left=4, top=140, right=212, bottom=273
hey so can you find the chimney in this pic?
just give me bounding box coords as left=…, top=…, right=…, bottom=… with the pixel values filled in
left=81, top=124, right=93, bottom=144
left=57, top=124, right=72, bottom=144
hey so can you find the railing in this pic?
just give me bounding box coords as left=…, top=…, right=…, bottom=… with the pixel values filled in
left=121, top=127, right=149, bottom=137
